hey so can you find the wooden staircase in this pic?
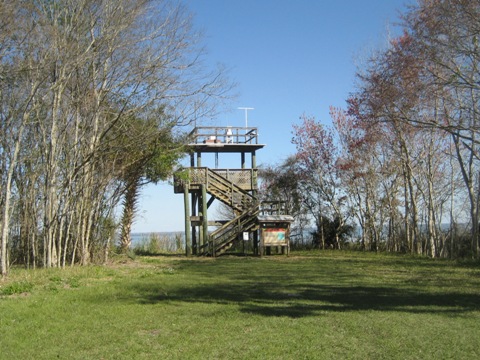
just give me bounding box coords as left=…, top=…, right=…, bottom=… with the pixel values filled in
left=199, top=204, right=259, bottom=256
left=205, top=169, right=254, bottom=212
left=200, top=168, right=258, bottom=256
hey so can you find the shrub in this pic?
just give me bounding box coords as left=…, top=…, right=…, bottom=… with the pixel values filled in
left=1, top=281, right=34, bottom=295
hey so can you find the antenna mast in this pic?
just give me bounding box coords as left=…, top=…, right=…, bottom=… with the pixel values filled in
left=238, top=107, right=254, bottom=128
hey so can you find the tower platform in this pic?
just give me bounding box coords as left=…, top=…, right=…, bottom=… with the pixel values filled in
left=187, top=126, right=265, bottom=153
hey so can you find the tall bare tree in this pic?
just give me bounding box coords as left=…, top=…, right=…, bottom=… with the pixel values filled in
left=0, top=0, right=231, bottom=274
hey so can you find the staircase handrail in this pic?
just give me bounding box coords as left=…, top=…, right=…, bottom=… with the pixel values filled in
left=205, top=204, right=259, bottom=255
left=206, top=168, right=254, bottom=201
left=210, top=203, right=258, bottom=238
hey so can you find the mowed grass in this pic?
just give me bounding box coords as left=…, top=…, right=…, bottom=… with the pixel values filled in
left=1, top=251, right=479, bottom=359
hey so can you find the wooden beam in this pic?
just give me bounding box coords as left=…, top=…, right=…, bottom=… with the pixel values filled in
left=184, top=184, right=191, bottom=257
left=207, top=195, right=215, bottom=209
left=201, top=184, right=209, bottom=255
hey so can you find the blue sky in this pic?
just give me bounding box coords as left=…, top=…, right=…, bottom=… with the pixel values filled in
left=132, top=0, right=412, bottom=233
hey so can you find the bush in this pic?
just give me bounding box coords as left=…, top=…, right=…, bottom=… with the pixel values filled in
left=1, top=281, right=34, bottom=295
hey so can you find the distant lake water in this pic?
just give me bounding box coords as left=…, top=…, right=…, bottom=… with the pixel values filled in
left=130, top=232, right=185, bottom=252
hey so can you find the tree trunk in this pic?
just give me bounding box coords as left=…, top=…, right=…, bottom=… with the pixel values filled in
left=1, top=119, right=28, bottom=277
left=120, top=175, right=142, bottom=251
left=452, top=133, right=478, bottom=258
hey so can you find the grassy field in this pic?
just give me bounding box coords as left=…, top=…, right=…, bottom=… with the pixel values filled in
left=1, top=251, right=479, bottom=359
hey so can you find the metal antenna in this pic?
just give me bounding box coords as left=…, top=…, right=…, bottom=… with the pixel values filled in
left=238, top=107, right=254, bottom=128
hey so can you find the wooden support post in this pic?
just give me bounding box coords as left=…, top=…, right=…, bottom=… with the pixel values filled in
left=191, top=192, right=197, bottom=255
left=197, top=150, right=203, bottom=253
left=198, top=192, right=204, bottom=252
left=252, top=150, right=257, bottom=197
left=197, top=151, right=202, bottom=167
left=201, top=184, right=210, bottom=256
left=287, top=227, right=290, bottom=256
left=259, top=228, right=264, bottom=257
left=198, top=193, right=203, bottom=252
left=207, top=195, right=215, bottom=209
left=252, top=150, right=258, bottom=256
left=184, top=184, right=191, bottom=257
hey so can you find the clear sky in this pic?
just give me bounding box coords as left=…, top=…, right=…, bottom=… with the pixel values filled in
left=132, top=0, right=412, bottom=233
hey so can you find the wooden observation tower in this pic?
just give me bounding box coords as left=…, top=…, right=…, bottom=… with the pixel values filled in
left=174, top=126, right=265, bottom=256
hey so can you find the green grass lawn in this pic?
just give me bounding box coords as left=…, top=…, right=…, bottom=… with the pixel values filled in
left=1, top=251, right=479, bottom=359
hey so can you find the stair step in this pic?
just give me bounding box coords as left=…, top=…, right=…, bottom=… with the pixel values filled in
left=197, top=168, right=260, bottom=256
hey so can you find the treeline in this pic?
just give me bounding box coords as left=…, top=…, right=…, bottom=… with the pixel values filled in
left=261, top=0, right=480, bottom=259
left=0, top=0, right=227, bottom=276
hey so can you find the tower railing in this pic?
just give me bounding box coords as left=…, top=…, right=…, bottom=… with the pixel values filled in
left=174, top=167, right=258, bottom=193
left=188, top=126, right=259, bottom=145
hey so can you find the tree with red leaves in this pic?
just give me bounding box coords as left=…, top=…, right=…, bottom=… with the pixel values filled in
left=404, top=0, right=480, bottom=257
left=341, top=0, right=475, bottom=258
left=292, top=115, right=352, bottom=249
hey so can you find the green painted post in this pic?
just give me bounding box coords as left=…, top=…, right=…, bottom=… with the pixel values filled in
left=198, top=190, right=204, bottom=253
left=191, top=192, right=197, bottom=255
left=252, top=150, right=258, bottom=256
left=201, top=184, right=209, bottom=256
left=252, top=150, right=257, bottom=196
left=197, top=151, right=202, bottom=167
left=184, top=184, right=191, bottom=257
left=190, top=152, right=196, bottom=254
left=198, top=192, right=203, bottom=252
left=196, top=151, right=202, bottom=254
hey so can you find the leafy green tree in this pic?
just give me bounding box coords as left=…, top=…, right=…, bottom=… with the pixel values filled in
left=259, top=156, right=303, bottom=215
left=115, top=113, right=186, bottom=251
left=259, top=156, right=310, bottom=246
left=311, top=215, right=355, bottom=249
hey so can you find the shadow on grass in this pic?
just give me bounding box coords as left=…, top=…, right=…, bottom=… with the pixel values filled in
left=132, top=252, right=186, bottom=257
left=93, top=255, right=480, bottom=318
left=121, top=279, right=480, bottom=318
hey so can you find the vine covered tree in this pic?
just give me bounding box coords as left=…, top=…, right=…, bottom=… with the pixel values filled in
left=0, top=0, right=230, bottom=276
left=115, top=113, right=186, bottom=252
